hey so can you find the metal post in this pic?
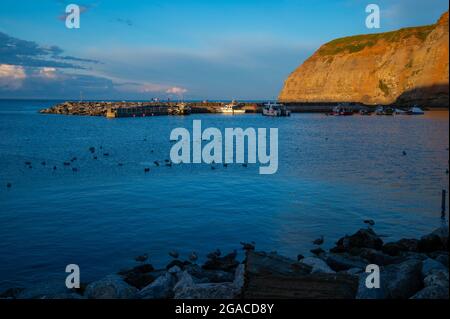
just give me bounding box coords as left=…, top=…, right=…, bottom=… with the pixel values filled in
left=441, top=189, right=446, bottom=219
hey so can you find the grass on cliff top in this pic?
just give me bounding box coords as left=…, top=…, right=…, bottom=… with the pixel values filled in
left=318, top=24, right=435, bottom=56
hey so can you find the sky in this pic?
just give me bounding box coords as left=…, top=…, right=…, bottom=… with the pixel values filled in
left=0, top=0, right=448, bottom=100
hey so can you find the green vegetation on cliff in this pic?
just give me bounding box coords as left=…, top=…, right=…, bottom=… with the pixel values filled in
left=318, top=25, right=435, bottom=56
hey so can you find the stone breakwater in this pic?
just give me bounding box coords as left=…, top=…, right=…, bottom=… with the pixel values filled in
left=39, top=101, right=262, bottom=117
left=1, top=226, right=448, bottom=299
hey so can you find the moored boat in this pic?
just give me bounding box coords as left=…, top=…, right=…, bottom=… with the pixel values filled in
left=168, top=102, right=191, bottom=115
left=262, top=102, right=291, bottom=117
left=220, top=100, right=246, bottom=114
left=406, top=106, right=425, bottom=115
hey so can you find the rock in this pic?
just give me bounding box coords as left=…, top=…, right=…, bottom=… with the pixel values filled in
left=417, top=227, right=448, bottom=252
left=353, top=248, right=399, bottom=266
left=300, top=257, right=335, bottom=274
left=423, top=269, right=449, bottom=288
left=432, top=252, right=449, bottom=267
left=138, top=272, right=176, bottom=299
left=174, top=271, right=195, bottom=293
left=202, top=251, right=239, bottom=272
left=410, top=285, right=449, bottom=299
left=382, top=239, right=419, bottom=256
left=357, top=259, right=423, bottom=299
left=384, top=259, right=423, bottom=299
left=421, top=258, right=447, bottom=277
left=356, top=272, right=389, bottom=299
left=168, top=266, right=181, bottom=274
left=325, top=253, right=368, bottom=271
left=332, top=228, right=383, bottom=253
left=118, top=264, right=155, bottom=289
left=174, top=282, right=237, bottom=299
left=233, top=264, right=245, bottom=291
left=166, top=259, right=191, bottom=270
left=85, top=275, right=137, bottom=299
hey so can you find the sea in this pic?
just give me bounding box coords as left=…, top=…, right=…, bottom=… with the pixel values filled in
left=0, top=99, right=448, bottom=290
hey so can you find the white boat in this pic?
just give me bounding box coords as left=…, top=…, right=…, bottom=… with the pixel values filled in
left=262, top=102, right=291, bottom=117
left=220, top=100, right=246, bottom=114
left=406, top=106, right=425, bottom=115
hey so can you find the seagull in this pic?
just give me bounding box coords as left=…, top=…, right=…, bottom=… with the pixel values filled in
left=223, top=164, right=228, bottom=168
left=103, top=153, right=109, bottom=157
left=63, top=162, right=71, bottom=166
left=364, top=219, right=375, bottom=226
left=144, top=168, right=150, bottom=173
left=71, top=157, right=77, bottom=162
left=242, top=163, right=248, bottom=168
left=89, top=147, right=95, bottom=153
left=154, top=161, right=160, bottom=167
left=41, top=161, right=46, bottom=166
left=6, top=182, right=12, bottom=188
left=189, top=252, right=198, bottom=263
left=313, top=236, right=324, bottom=245
left=72, top=168, right=78, bottom=172
left=169, top=251, right=179, bottom=259
left=297, top=254, right=305, bottom=261
left=240, top=241, right=255, bottom=251
left=24, top=161, right=32, bottom=166
left=93, top=156, right=98, bottom=160
left=53, top=166, right=57, bottom=170
left=118, top=163, right=123, bottom=167
left=134, top=254, right=148, bottom=263
left=402, top=151, right=407, bottom=156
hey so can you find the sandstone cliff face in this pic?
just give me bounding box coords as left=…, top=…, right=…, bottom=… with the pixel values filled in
left=279, top=12, right=449, bottom=107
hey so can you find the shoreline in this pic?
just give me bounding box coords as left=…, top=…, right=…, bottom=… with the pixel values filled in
left=1, top=225, right=448, bottom=299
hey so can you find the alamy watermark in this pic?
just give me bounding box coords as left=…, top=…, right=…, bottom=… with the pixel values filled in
left=65, top=4, right=81, bottom=29
left=366, top=4, right=381, bottom=29
left=170, top=120, right=278, bottom=175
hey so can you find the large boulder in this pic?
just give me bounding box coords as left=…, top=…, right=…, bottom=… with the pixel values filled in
left=410, top=285, right=449, bottom=299
left=354, top=248, right=399, bottom=266
left=423, top=269, right=449, bottom=288
left=417, top=226, right=449, bottom=252
left=382, top=239, right=419, bottom=256
left=137, top=272, right=176, bottom=299
left=118, top=264, right=155, bottom=289
left=356, top=259, right=423, bottom=299
left=332, top=228, right=383, bottom=253
left=421, top=258, right=447, bottom=278
left=325, top=253, right=368, bottom=271
left=300, top=257, right=335, bottom=274
left=85, top=275, right=137, bottom=299
left=202, top=251, right=239, bottom=272
left=383, top=259, right=423, bottom=299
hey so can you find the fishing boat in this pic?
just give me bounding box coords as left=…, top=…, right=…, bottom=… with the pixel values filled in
left=220, top=100, right=246, bottom=114
left=375, top=106, right=394, bottom=115
left=406, top=106, right=425, bottom=115
left=359, top=108, right=372, bottom=115
left=262, top=102, right=291, bottom=117
left=329, top=105, right=353, bottom=116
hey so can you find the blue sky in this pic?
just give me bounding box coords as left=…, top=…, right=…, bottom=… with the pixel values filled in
left=0, top=0, right=448, bottom=100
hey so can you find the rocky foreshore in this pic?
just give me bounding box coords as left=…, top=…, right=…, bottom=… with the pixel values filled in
left=1, top=226, right=448, bottom=299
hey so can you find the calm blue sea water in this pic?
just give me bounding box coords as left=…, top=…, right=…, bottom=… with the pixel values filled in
left=0, top=99, right=448, bottom=290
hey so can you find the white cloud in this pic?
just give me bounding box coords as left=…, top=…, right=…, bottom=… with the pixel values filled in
left=39, top=67, right=57, bottom=79
left=0, top=64, right=26, bottom=90
left=166, top=86, right=188, bottom=95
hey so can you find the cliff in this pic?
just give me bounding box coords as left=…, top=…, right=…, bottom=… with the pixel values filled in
left=279, top=12, right=449, bottom=107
